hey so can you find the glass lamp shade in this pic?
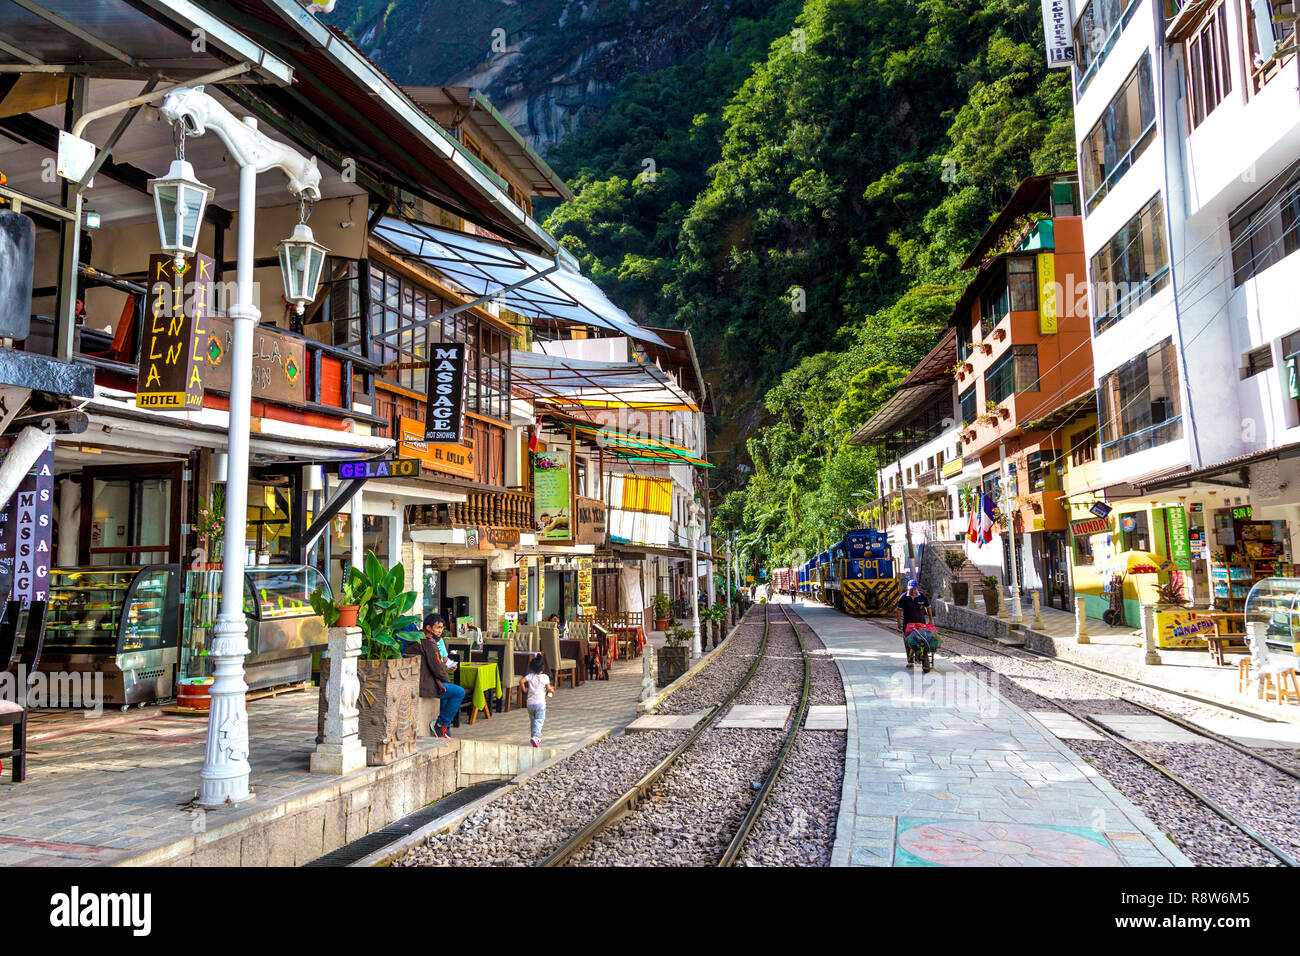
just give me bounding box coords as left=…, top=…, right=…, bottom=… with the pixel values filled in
left=147, top=159, right=213, bottom=268
left=277, top=221, right=329, bottom=315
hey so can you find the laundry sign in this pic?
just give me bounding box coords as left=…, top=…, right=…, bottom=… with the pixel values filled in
left=1040, top=0, right=1075, bottom=69
left=425, top=343, right=467, bottom=443
left=1070, top=516, right=1111, bottom=537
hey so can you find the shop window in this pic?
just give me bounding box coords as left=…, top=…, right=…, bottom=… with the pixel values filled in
left=1120, top=510, right=1151, bottom=551
left=1074, top=530, right=1096, bottom=564
left=1099, top=337, right=1183, bottom=460
left=1229, top=159, right=1300, bottom=286
left=87, top=476, right=173, bottom=566
left=246, top=483, right=292, bottom=563
left=1091, top=195, right=1170, bottom=333
left=1186, top=3, right=1233, bottom=127
left=1080, top=55, right=1156, bottom=211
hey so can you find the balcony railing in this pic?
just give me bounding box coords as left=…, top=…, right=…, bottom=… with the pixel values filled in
left=408, top=491, right=535, bottom=531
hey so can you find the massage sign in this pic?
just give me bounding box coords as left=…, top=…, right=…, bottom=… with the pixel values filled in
left=425, top=343, right=467, bottom=443
left=136, top=253, right=213, bottom=409
left=0, top=440, right=53, bottom=604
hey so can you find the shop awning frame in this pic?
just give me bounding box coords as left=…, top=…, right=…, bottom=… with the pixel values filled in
left=511, top=350, right=698, bottom=412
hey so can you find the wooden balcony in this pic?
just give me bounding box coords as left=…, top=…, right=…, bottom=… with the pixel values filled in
left=408, top=490, right=534, bottom=531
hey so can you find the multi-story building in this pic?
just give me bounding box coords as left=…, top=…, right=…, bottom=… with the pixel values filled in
left=1064, top=0, right=1300, bottom=621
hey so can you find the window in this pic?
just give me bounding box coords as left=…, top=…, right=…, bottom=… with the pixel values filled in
left=1281, top=329, right=1300, bottom=420
left=1091, top=195, right=1170, bottom=333
left=1028, top=450, right=1061, bottom=492
left=370, top=263, right=512, bottom=421
left=1241, top=345, right=1274, bottom=379
left=980, top=274, right=1010, bottom=335
left=956, top=320, right=974, bottom=360
left=1080, top=55, right=1156, bottom=211
left=1007, top=257, right=1038, bottom=312
left=1186, top=3, right=1232, bottom=128
left=1120, top=510, right=1151, bottom=551
left=1229, top=159, right=1300, bottom=285
left=1075, top=0, right=1142, bottom=96
left=1247, top=0, right=1299, bottom=92
left=985, top=346, right=1040, bottom=405
left=1069, top=429, right=1098, bottom=466
left=959, top=385, right=977, bottom=425
left=1098, top=337, right=1183, bottom=460
left=314, top=259, right=361, bottom=348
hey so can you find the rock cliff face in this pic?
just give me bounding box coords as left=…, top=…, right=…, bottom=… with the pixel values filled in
left=328, top=0, right=736, bottom=152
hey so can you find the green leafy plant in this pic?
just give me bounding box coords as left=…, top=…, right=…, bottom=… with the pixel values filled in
left=666, top=625, right=693, bottom=648
left=942, top=550, right=969, bottom=572
left=1154, top=573, right=1188, bottom=608
left=980, top=575, right=999, bottom=589
left=351, top=551, right=420, bottom=660
left=652, top=593, right=672, bottom=620
left=308, top=574, right=371, bottom=629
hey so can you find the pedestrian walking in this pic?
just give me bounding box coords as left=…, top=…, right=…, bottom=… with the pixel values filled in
left=896, top=579, right=934, bottom=670
left=519, top=653, right=553, bottom=748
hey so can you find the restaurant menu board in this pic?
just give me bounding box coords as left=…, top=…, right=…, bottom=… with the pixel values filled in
left=137, top=253, right=212, bottom=410
left=0, top=441, right=53, bottom=605
left=578, top=559, right=593, bottom=607
left=518, top=561, right=529, bottom=616
left=425, top=343, right=467, bottom=443
left=533, top=451, right=571, bottom=540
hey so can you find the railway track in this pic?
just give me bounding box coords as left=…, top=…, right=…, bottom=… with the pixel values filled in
left=940, top=629, right=1300, bottom=867
left=541, top=602, right=813, bottom=867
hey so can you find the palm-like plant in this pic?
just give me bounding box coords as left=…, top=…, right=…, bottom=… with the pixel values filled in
left=351, top=551, right=420, bottom=660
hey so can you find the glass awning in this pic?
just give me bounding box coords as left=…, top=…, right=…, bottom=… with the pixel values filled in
left=372, top=217, right=669, bottom=347
left=511, top=350, right=698, bottom=412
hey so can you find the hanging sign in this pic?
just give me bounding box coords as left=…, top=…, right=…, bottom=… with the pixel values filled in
left=533, top=450, right=571, bottom=540
left=1163, top=506, right=1193, bottom=570
left=425, top=343, right=467, bottom=443
left=137, top=253, right=212, bottom=410
left=578, top=558, right=593, bottom=606
left=1089, top=501, right=1112, bottom=519
left=397, top=416, right=475, bottom=479
left=204, top=316, right=305, bottom=404
left=1070, top=516, right=1112, bottom=536
left=1040, top=0, right=1075, bottom=69
left=1036, top=253, right=1058, bottom=333
left=336, top=458, right=420, bottom=480
left=518, top=560, right=530, bottom=616
left=574, top=495, right=607, bottom=546
left=0, top=440, right=53, bottom=605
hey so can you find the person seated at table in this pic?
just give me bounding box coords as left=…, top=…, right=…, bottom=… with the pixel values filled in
left=416, top=613, right=465, bottom=740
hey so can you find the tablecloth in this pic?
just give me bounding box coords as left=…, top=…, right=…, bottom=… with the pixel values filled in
left=455, top=662, right=502, bottom=713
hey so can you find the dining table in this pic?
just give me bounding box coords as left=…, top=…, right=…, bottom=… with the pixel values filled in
left=454, top=661, right=502, bottom=723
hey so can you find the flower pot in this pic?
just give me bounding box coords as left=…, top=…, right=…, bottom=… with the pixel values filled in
left=356, top=656, right=419, bottom=766
left=953, top=581, right=969, bottom=606
left=654, top=617, right=670, bottom=631
left=982, top=588, right=1000, bottom=616
left=177, top=678, right=212, bottom=711
left=336, top=605, right=360, bottom=628
left=656, top=646, right=690, bottom=687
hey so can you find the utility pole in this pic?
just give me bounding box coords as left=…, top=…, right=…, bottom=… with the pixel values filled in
left=999, top=441, right=1023, bottom=625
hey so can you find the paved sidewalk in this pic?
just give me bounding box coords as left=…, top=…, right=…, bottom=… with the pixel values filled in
left=788, top=603, right=1191, bottom=867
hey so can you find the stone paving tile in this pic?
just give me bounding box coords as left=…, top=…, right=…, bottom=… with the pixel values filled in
left=784, top=602, right=1191, bottom=869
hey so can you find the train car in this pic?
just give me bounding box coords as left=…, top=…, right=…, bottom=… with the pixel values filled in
left=797, top=563, right=810, bottom=596
left=772, top=567, right=796, bottom=595
left=813, top=550, right=832, bottom=604
left=823, top=528, right=901, bottom=616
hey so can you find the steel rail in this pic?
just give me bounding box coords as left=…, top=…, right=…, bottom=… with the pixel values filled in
left=718, top=602, right=811, bottom=867
left=940, top=632, right=1299, bottom=866
left=539, top=604, right=774, bottom=867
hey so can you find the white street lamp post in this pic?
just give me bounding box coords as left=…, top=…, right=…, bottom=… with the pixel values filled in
left=158, top=88, right=323, bottom=808
left=689, top=504, right=702, bottom=660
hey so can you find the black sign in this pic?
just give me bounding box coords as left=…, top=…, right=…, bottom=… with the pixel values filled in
left=1089, top=501, right=1112, bottom=519
left=137, top=253, right=212, bottom=410
left=425, top=342, right=467, bottom=443
left=337, top=458, right=420, bottom=480
left=0, top=440, right=53, bottom=605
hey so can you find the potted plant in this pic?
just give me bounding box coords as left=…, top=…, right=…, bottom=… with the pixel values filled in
left=194, top=496, right=225, bottom=568
left=657, top=625, right=692, bottom=687
left=944, top=550, right=971, bottom=606
left=310, top=573, right=370, bottom=629
left=348, top=552, right=422, bottom=766
left=652, top=592, right=671, bottom=631
left=981, top=575, right=1000, bottom=616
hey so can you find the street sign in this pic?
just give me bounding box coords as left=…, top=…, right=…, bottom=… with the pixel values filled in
left=337, top=458, right=419, bottom=480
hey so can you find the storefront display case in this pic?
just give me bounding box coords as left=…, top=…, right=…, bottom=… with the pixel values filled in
left=39, top=565, right=182, bottom=707
left=1244, top=577, right=1300, bottom=653
left=181, top=565, right=330, bottom=691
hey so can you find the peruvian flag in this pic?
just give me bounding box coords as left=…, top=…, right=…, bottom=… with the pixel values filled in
left=975, top=489, right=997, bottom=546
left=966, top=490, right=980, bottom=542
left=528, top=415, right=540, bottom=453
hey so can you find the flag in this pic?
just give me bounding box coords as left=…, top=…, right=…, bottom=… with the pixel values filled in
left=966, top=490, right=979, bottom=542
left=528, top=416, right=539, bottom=453
left=976, top=489, right=997, bottom=546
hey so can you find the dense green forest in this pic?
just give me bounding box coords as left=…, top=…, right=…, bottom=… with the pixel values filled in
left=541, top=0, right=1074, bottom=572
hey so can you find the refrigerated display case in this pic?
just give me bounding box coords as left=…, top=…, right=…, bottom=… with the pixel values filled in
left=181, top=565, right=330, bottom=691
left=1243, top=577, right=1300, bottom=652
left=38, top=565, right=182, bottom=706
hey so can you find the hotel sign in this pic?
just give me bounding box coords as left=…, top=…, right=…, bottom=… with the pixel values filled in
left=574, top=496, right=608, bottom=546
left=204, top=317, right=305, bottom=405
left=425, top=343, right=467, bottom=443
left=137, top=253, right=212, bottom=409
left=1040, top=0, right=1075, bottom=69
left=1070, top=516, right=1112, bottom=537
left=1036, top=253, right=1058, bottom=334
left=397, top=416, right=475, bottom=480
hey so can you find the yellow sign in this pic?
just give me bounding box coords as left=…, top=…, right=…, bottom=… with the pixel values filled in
left=1153, top=609, right=1215, bottom=648
left=1036, top=253, right=1058, bottom=334
left=746, top=575, right=755, bottom=583
left=397, top=415, right=475, bottom=479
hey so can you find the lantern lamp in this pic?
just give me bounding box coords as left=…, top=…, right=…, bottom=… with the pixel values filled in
left=276, top=219, right=328, bottom=315
left=147, top=158, right=213, bottom=271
